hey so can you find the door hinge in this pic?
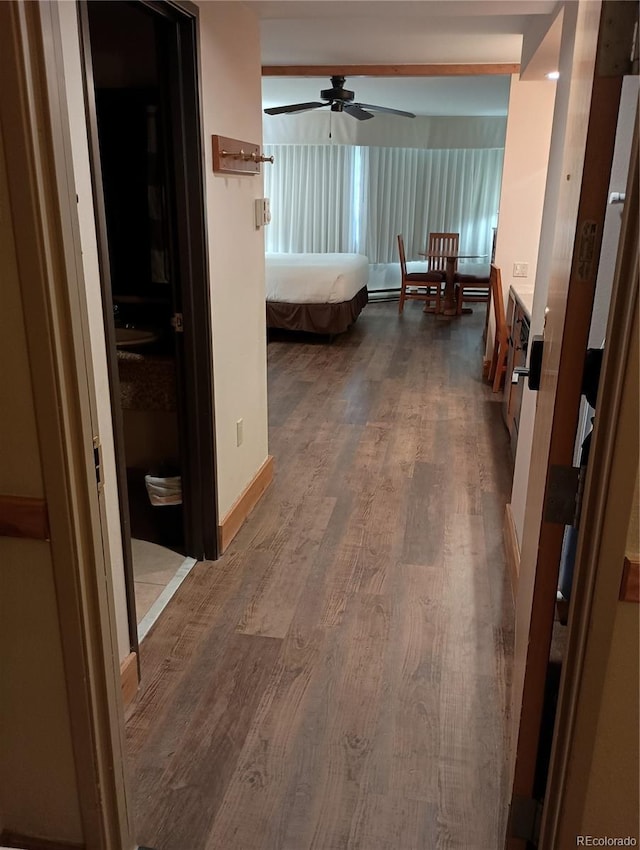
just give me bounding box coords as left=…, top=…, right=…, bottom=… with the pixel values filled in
left=171, top=312, right=184, bottom=333
left=508, top=795, right=543, bottom=845
left=93, top=436, right=104, bottom=493
left=544, top=464, right=580, bottom=525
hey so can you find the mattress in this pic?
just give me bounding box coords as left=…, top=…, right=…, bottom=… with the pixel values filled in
left=265, top=253, right=369, bottom=304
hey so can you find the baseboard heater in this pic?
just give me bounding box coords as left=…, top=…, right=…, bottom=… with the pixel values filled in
left=369, top=286, right=400, bottom=300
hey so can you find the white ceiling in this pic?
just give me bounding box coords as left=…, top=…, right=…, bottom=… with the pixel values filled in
left=250, top=1, right=558, bottom=64
left=253, top=0, right=560, bottom=117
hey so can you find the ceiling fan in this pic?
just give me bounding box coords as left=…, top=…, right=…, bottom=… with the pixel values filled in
left=264, top=76, right=415, bottom=121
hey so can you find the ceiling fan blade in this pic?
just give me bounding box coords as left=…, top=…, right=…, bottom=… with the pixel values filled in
left=264, top=101, right=327, bottom=116
left=355, top=102, right=416, bottom=118
left=344, top=104, right=374, bottom=121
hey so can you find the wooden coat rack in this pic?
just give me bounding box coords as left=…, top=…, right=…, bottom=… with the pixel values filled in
left=212, top=135, right=274, bottom=176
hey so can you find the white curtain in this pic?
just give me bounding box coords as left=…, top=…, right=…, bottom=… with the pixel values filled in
left=365, top=146, right=504, bottom=263
left=264, top=145, right=358, bottom=252
left=264, top=143, right=504, bottom=264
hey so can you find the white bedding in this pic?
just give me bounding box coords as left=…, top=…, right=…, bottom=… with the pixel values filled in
left=265, top=253, right=369, bottom=304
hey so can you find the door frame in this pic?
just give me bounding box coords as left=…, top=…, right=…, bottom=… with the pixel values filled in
left=77, top=0, right=218, bottom=651
left=539, top=113, right=638, bottom=843
left=506, top=1, right=637, bottom=844
left=0, top=1, right=134, bottom=843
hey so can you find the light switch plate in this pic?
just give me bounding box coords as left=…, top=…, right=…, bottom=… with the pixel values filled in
left=513, top=262, right=529, bottom=278
left=254, top=197, right=271, bottom=228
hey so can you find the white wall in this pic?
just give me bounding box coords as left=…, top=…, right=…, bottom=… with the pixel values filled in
left=197, top=1, right=269, bottom=519
left=520, top=4, right=563, bottom=82
left=508, top=0, right=577, bottom=547
left=486, top=73, right=555, bottom=490
left=264, top=112, right=507, bottom=149
left=58, top=0, right=130, bottom=664
left=493, top=74, right=556, bottom=332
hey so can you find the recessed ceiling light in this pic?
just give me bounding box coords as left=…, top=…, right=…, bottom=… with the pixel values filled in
left=546, top=71, right=560, bottom=80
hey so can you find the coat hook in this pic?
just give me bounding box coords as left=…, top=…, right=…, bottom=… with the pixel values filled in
left=220, top=148, right=274, bottom=164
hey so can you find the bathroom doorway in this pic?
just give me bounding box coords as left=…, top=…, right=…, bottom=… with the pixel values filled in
left=79, top=0, right=217, bottom=647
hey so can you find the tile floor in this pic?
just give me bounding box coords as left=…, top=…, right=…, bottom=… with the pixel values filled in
left=132, top=538, right=188, bottom=621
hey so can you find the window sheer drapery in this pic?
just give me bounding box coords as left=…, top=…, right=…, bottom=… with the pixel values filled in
left=264, top=144, right=504, bottom=264
left=263, top=144, right=359, bottom=253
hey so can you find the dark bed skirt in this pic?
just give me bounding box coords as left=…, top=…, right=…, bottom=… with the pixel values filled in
left=266, top=286, right=368, bottom=335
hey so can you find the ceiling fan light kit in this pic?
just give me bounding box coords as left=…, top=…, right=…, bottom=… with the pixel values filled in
left=264, top=75, right=416, bottom=121
left=321, top=77, right=354, bottom=102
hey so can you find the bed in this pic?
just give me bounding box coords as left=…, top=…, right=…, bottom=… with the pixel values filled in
left=265, top=252, right=369, bottom=335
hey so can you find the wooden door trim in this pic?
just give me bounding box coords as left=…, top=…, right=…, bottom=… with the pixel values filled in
left=78, top=0, right=218, bottom=569
left=0, top=2, right=133, bottom=843
left=262, top=63, right=520, bottom=77
left=0, top=495, right=49, bottom=540
left=160, top=0, right=219, bottom=560
left=508, top=2, right=632, bottom=844
left=503, top=503, right=520, bottom=604
left=0, top=832, right=84, bottom=850
left=539, top=115, right=638, bottom=844
left=512, top=77, right=622, bottom=787
left=620, top=557, right=640, bottom=603
left=120, top=650, right=140, bottom=706
left=76, top=0, right=139, bottom=664
left=218, top=455, right=274, bottom=553
left=513, top=77, right=625, bottom=802
left=135, top=0, right=219, bottom=560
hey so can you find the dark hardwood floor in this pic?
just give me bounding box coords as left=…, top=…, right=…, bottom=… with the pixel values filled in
left=126, top=301, right=515, bottom=850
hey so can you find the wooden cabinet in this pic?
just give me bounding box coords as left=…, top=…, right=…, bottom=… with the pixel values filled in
left=503, top=288, right=531, bottom=456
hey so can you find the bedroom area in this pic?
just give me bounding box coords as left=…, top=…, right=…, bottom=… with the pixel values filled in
left=261, top=72, right=509, bottom=333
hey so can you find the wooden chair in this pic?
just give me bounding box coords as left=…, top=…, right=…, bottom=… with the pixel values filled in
left=426, top=231, right=459, bottom=273
left=488, top=264, right=508, bottom=392
left=397, top=235, right=444, bottom=315
left=454, top=263, right=491, bottom=317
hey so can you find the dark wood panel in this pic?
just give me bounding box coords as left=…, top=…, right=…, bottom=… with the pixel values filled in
left=126, top=303, right=514, bottom=849
left=0, top=494, right=49, bottom=540
left=218, top=456, right=274, bottom=552
left=120, top=650, right=139, bottom=706
left=620, top=556, right=640, bottom=602
left=0, top=831, right=83, bottom=850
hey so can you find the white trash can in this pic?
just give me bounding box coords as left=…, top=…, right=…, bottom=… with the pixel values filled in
left=144, top=471, right=183, bottom=547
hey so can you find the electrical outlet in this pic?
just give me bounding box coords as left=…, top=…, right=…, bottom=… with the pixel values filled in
left=513, top=262, right=529, bottom=278
left=236, top=418, right=244, bottom=447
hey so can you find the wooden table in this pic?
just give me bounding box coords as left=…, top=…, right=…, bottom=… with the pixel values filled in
left=420, top=252, right=488, bottom=316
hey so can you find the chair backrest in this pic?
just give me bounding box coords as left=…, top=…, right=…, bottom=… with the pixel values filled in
left=397, top=234, right=408, bottom=278
left=427, top=232, right=459, bottom=272
left=490, top=263, right=507, bottom=341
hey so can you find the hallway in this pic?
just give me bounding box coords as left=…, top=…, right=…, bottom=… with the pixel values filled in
left=126, top=301, right=515, bottom=850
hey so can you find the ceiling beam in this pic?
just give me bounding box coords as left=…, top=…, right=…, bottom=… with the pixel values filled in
left=262, top=63, right=520, bottom=77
